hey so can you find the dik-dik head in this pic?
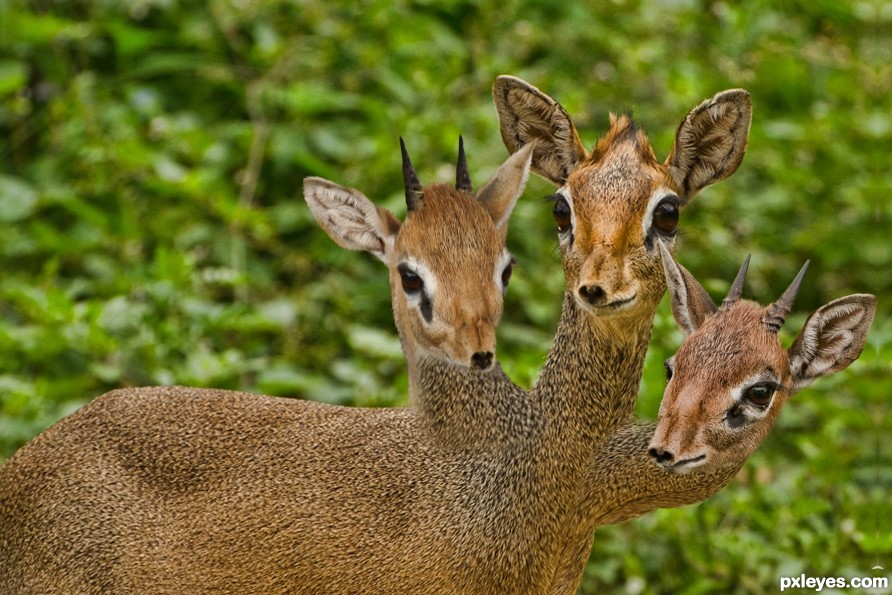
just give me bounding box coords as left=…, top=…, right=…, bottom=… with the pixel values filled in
left=648, top=244, right=876, bottom=474
left=493, top=77, right=752, bottom=321
left=304, top=138, right=533, bottom=371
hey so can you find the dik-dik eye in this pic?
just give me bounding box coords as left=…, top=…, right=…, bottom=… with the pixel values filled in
left=398, top=265, right=424, bottom=294
left=501, top=259, right=515, bottom=287
left=652, top=198, right=680, bottom=235
left=663, top=360, right=673, bottom=381
left=742, top=382, right=777, bottom=408
left=551, top=195, right=572, bottom=234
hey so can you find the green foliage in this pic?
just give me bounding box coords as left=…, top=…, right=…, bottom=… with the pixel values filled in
left=1, top=0, right=889, bottom=592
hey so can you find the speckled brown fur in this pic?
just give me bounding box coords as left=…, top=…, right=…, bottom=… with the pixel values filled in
left=493, top=76, right=754, bottom=594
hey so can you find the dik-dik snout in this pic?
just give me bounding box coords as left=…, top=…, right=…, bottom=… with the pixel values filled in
left=574, top=240, right=641, bottom=312
left=650, top=246, right=876, bottom=475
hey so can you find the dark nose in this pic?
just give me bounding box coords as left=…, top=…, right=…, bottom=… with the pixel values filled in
left=471, top=351, right=493, bottom=370
left=648, top=447, right=674, bottom=464
left=578, top=284, right=607, bottom=305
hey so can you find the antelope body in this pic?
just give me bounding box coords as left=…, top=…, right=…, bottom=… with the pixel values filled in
left=0, top=141, right=576, bottom=594
left=492, top=76, right=756, bottom=593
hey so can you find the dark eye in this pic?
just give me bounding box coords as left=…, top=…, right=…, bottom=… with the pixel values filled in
left=664, top=361, right=673, bottom=381
left=743, top=383, right=776, bottom=407
left=398, top=266, right=424, bottom=294
left=652, top=198, right=679, bottom=235
left=552, top=196, right=571, bottom=233
left=501, top=260, right=514, bottom=287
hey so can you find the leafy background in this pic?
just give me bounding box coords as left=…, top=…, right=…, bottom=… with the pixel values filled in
left=1, top=0, right=889, bottom=592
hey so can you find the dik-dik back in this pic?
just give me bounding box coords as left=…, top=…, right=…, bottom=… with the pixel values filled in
left=0, top=141, right=553, bottom=594
left=0, top=386, right=529, bottom=593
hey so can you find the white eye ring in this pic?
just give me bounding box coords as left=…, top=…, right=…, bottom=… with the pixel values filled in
left=553, top=188, right=575, bottom=243
left=495, top=250, right=515, bottom=294
left=730, top=373, right=779, bottom=420
left=641, top=187, right=676, bottom=238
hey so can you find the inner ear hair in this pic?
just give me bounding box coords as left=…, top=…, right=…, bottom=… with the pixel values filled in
left=788, top=293, right=877, bottom=392
left=658, top=242, right=718, bottom=335
left=666, top=89, right=752, bottom=199
left=492, top=75, right=589, bottom=185
left=303, top=177, right=398, bottom=262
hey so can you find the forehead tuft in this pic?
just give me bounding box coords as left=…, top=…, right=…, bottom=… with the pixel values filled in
left=590, top=114, right=658, bottom=166
left=564, top=138, right=664, bottom=236
left=675, top=301, right=788, bottom=382
left=396, top=183, right=503, bottom=260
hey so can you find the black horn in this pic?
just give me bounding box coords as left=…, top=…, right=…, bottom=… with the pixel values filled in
left=456, top=135, right=472, bottom=193
left=721, top=254, right=751, bottom=309
left=762, top=260, right=810, bottom=334
left=400, top=137, right=423, bottom=211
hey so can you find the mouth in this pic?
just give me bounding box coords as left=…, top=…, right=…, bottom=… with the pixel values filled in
left=577, top=294, right=637, bottom=314
left=658, top=454, right=707, bottom=474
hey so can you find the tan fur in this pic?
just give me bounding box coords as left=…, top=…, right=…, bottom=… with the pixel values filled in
left=0, top=379, right=561, bottom=594
left=546, top=267, right=875, bottom=594
left=305, top=143, right=532, bottom=403
left=493, top=76, right=753, bottom=594
left=391, top=184, right=507, bottom=376
left=649, top=256, right=877, bottom=474
left=652, top=302, right=790, bottom=470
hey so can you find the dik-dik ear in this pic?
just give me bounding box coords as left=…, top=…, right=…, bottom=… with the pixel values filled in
left=303, top=177, right=401, bottom=264
left=475, top=143, right=534, bottom=234
left=658, top=242, right=718, bottom=335
left=665, top=89, right=752, bottom=200
left=787, top=294, right=877, bottom=393
left=493, top=75, right=589, bottom=185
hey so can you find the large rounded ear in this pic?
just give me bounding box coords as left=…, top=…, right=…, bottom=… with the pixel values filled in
left=492, top=75, right=589, bottom=185
left=303, top=177, right=401, bottom=264
left=787, top=294, right=877, bottom=393
left=658, top=242, right=718, bottom=335
left=475, top=143, right=534, bottom=235
left=665, top=89, right=752, bottom=200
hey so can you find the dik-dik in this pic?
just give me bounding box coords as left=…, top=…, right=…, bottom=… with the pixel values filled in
left=492, top=76, right=757, bottom=592
left=0, top=140, right=565, bottom=594
left=649, top=244, right=876, bottom=475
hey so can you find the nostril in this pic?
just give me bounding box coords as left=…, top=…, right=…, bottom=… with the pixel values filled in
left=471, top=351, right=493, bottom=370
left=578, top=284, right=606, bottom=304
left=648, top=447, right=674, bottom=464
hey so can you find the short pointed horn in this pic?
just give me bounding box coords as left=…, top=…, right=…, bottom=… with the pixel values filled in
left=762, top=260, right=810, bottom=334
left=400, top=137, right=423, bottom=211
left=456, top=135, right=472, bottom=193
left=720, top=254, right=751, bottom=309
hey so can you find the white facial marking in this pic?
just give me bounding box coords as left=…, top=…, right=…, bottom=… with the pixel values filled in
left=557, top=188, right=577, bottom=246
left=494, top=249, right=515, bottom=295
left=398, top=257, right=437, bottom=311
left=641, top=186, right=677, bottom=237
left=729, top=371, right=779, bottom=422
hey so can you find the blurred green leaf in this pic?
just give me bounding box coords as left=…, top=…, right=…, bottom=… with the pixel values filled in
left=0, top=175, right=38, bottom=221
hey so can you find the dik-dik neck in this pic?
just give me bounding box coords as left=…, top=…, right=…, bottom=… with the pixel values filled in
left=413, top=355, right=536, bottom=449
left=531, top=293, right=655, bottom=448
left=587, top=422, right=742, bottom=526
left=546, top=422, right=742, bottom=595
